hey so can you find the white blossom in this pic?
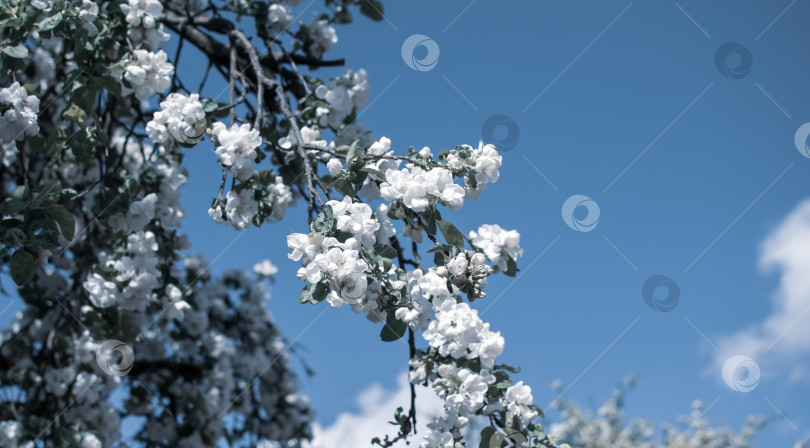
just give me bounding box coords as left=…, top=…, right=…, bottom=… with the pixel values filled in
left=108, top=193, right=158, bottom=232
left=504, top=381, right=537, bottom=428
left=314, top=69, right=369, bottom=129
left=329, top=196, right=379, bottom=249
left=253, top=260, right=278, bottom=277
left=279, top=125, right=327, bottom=152
left=380, top=166, right=464, bottom=212
left=146, top=93, right=206, bottom=147
left=128, top=23, right=171, bottom=50
left=304, top=19, right=337, bottom=58
left=211, top=122, right=261, bottom=180
left=209, top=189, right=258, bottom=230
left=326, top=157, right=342, bottom=176
left=0, top=82, right=40, bottom=143
left=124, top=50, right=173, bottom=100
left=464, top=142, right=502, bottom=199
left=120, top=0, right=164, bottom=28
left=469, top=224, right=523, bottom=272
left=44, top=366, right=76, bottom=397
left=267, top=3, right=292, bottom=35
left=423, top=299, right=504, bottom=370
left=263, top=175, right=294, bottom=222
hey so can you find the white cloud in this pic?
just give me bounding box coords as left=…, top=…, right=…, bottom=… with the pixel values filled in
left=306, top=373, right=444, bottom=448
left=713, top=199, right=810, bottom=381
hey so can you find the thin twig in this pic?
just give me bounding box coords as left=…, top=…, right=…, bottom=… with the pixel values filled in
left=231, top=30, right=322, bottom=219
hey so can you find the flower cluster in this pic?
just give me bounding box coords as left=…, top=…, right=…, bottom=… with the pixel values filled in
left=209, top=189, right=258, bottom=230
left=441, top=142, right=503, bottom=199
left=0, top=82, right=40, bottom=144
left=286, top=197, right=393, bottom=308
left=124, top=49, right=173, bottom=100
left=120, top=0, right=163, bottom=29
left=83, top=231, right=161, bottom=311
left=146, top=93, right=206, bottom=147
left=428, top=365, right=496, bottom=429
left=302, top=18, right=338, bottom=59
left=357, top=137, right=401, bottom=200
left=121, top=0, right=169, bottom=49
left=211, top=122, right=261, bottom=180
left=314, top=69, right=370, bottom=130
left=381, top=165, right=465, bottom=213
left=209, top=175, right=294, bottom=229
left=288, top=233, right=370, bottom=308
left=469, top=224, right=523, bottom=272
left=549, top=376, right=767, bottom=447
left=422, top=299, right=504, bottom=370
left=279, top=125, right=328, bottom=153
left=267, top=3, right=293, bottom=35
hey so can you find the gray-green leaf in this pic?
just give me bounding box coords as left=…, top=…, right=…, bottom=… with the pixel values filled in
left=10, top=250, right=35, bottom=286
left=438, top=220, right=464, bottom=248
left=3, top=45, right=28, bottom=59
left=380, top=310, right=407, bottom=342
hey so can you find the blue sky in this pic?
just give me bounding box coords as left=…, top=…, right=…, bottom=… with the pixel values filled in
left=218, top=1, right=807, bottom=444
left=4, top=0, right=810, bottom=446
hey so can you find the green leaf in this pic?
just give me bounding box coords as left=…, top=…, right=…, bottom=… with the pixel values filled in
left=310, top=204, right=334, bottom=234
left=3, top=45, right=28, bottom=59
left=44, top=204, right=75, bottom=241
left=0, top=198, right=26, bottom=216
left=62, top=103, right=87, bottom=123
left=438, top=220, right=464, bottom=248
left=299, top=282, right=330, bottom=304
left=358, top=0, right=385, bottom=21
left=498, top=363, right=522, bottom=374
left=373, top=244, right=397, bottom=259
left=420, top=208, right=437, bottom=235
left=35, top=12, right=62, bottom=31
left=10, top=186, right=27, bottom=200
left=479, top=427, right=496, bottom=448
left=360, top=166, right=386, bottom=179
left=334, top=176, right=356, bottom=197
left=505, top=255, right=518, bottom=277
left=380, top=309, right=407, bottom=342
left=386, top=202, right=400, bottom=219
left=427, top=243, right=453, bottom=254
left=10, top=250, right=35, bottom=286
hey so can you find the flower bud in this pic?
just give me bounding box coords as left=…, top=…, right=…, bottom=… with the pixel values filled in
left=471, top=252, right=486, bottom=266
left=436, top=266, right=448, bottom=277
left=296, top=268, right=307, bottom=280
left=391, top=280, right=406, bottom=290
